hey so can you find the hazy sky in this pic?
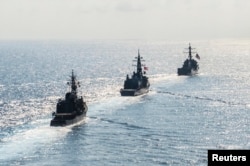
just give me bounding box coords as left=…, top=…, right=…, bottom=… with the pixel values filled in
left=1, top=0, right=250, bottom=40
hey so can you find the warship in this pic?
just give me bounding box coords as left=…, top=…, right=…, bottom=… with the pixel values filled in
left=177, top=43, right=200, bottom=76
left=120, top=50, right=150, bottom=96
left=50, top=70, right=88, bottom=126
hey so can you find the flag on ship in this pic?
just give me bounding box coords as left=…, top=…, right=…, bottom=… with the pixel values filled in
left=195, top=53, right=200, bottom=60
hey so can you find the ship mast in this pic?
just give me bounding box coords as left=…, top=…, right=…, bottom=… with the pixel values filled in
left=186, top=43, right=198, bottom=60
left=68, top=70, right=79, bottom=95
left=137, top=49, right=142, bottom=76
left=188, top=43, right=192, bottom=60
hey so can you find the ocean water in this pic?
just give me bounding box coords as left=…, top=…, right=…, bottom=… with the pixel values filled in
left=0, top=39, right=250, bottom=165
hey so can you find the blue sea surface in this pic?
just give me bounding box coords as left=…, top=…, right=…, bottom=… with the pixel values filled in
left=0, top=39, right=250, bottom=165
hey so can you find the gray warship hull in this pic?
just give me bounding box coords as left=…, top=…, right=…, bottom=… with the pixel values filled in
left=120, top=88, right=149, bottom=96
left=177, top=67, right=198, bottom=76
left=50, top=106, right=88, bottom=127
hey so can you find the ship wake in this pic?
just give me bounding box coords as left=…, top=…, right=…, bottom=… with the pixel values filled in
left=156, top=90, right=247, bottom=106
